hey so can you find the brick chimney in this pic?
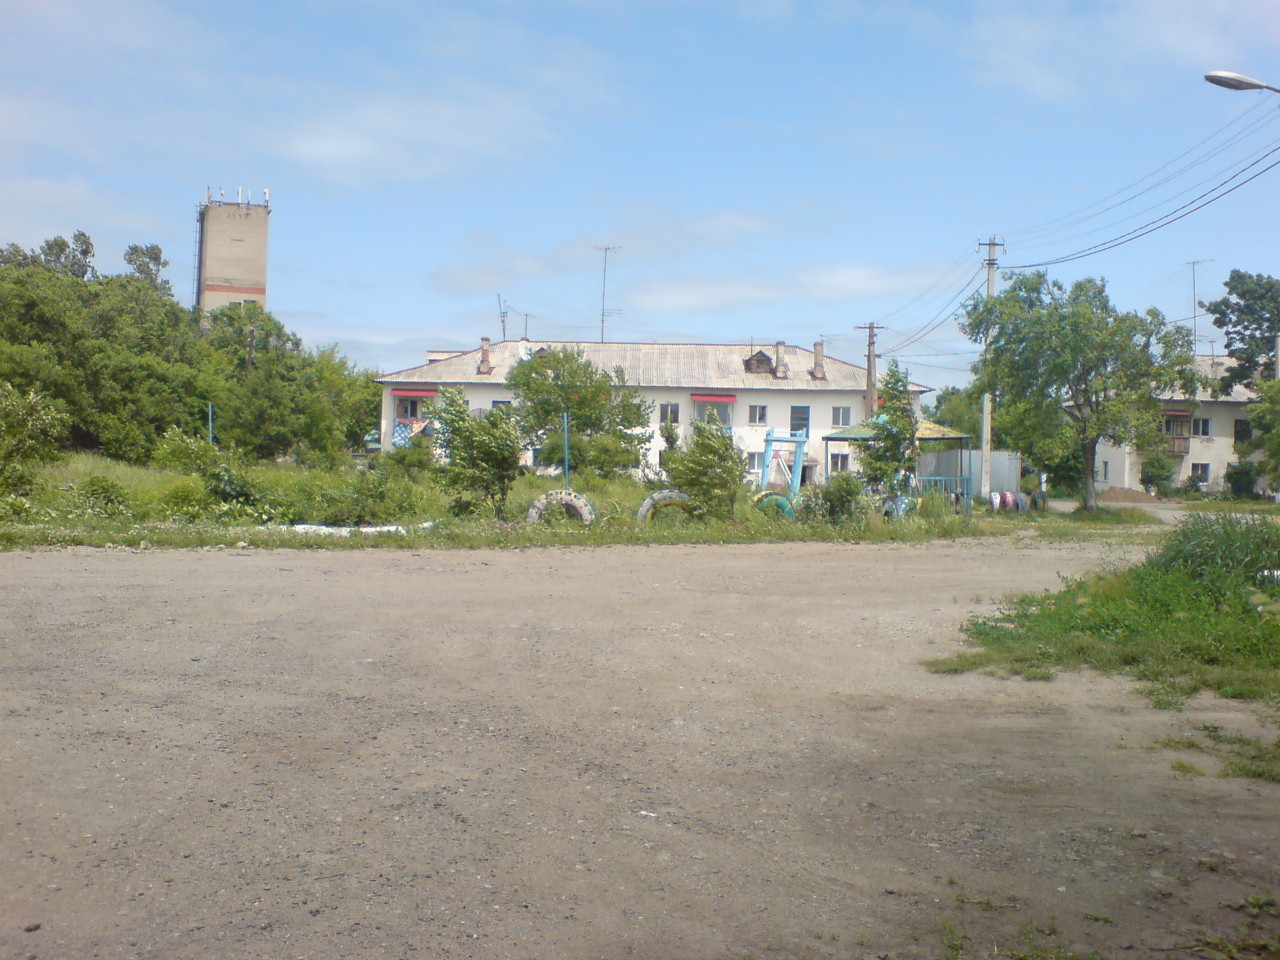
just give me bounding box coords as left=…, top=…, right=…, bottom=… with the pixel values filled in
left=772, top=340, right=789, bottom=379
left=476, top=336, right=494, bottom=375
left=810, top=340, right=826, bottom=380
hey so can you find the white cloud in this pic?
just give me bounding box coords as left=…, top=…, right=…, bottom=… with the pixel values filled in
left=957, top=0, right=1280, bottom=102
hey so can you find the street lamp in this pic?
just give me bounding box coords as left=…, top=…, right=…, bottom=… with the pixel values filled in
left=1204, top=70, right=1280, bottom=94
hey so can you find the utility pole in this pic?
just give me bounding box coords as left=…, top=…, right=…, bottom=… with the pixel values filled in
left=856, top=323, right=883, bottom=420
left=596, top=246, right=620, bottom=342
left=498, top=294, right=508, bottom=342
left=978, top=237, right=1004, bottom=501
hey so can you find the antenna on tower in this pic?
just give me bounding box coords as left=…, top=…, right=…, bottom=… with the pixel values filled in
left=1187, top=259, right=1214, bottom=350
left=498, top=294, right=509, bottom=341
left=596, top=245, right=621, bottom=342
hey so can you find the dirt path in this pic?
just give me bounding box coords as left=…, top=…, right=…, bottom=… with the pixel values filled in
left=3, top=539, right=1278, bottom=959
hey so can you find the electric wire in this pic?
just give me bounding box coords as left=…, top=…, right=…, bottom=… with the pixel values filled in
left=1009, top=144, right=1280, bottom=269
left=1006, top=97, right=1280, bottom=247
left=882, top=270, right=985, bottom=355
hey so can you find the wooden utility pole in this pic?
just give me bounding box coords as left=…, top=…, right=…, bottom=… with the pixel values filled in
left=857, top=323, right=883, bottom=420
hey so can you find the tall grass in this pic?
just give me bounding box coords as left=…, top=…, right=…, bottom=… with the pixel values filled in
left=929, top=511, right=1280, bottom=706
left=3, top=454, right=987, bottom=549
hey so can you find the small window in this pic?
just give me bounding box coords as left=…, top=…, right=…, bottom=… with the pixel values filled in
left=1102, top=460, right=1110, bottom=482
left=491, top=399, right=512, bottom=408
left=830, top=453, right=850, bottom=473
left=1164, top=416, right=1189, bottom=437
left=831, top=406, right=852, bottom=427
left=1191, top=462, right=1211, bottom=483
left=397, top=399, right=419, bottom=418
left=1191, top=418, right=1211, bottom=437
left=1235, top=418, right=1253, bottom=444
left=659, top=402, right=680, bottom=424
left=747, top=452, right=765, bottom=475
left=748, top=404, right=768, bottom=425
left=790, top=405, right=810, bottom=435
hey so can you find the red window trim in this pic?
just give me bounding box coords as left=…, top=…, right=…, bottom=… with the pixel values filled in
left=691, top=393, right=737, bottom=402
left=391, top=388, right=438, bottom=397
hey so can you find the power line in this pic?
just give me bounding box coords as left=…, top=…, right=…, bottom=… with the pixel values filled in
left=1009, top=145, right=1280, bottom=269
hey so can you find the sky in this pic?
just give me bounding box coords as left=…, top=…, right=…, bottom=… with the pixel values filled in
left=5, top=0, right=1280, bottom=391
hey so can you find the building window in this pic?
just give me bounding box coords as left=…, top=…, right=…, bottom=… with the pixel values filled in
left=397, top=399, right=419, bottom=418
left=491, top=399, right=511, bottom=409
left=831, top=406, right=852, bottom=427
left=1102, top=460, right=1110, bottom=482
left=790, top=405, right=810, bottom=435
left=1190, top=462, right=1211, bottom=484
left=747, top=452, right=765, bottom=475
left=830, top=453, right=850, bottom=473
left=1164, top=416, right=1190, bottom=437
left=748, top=404, right=768, bottom=425
left=695, top=401, right=733, bottom=427
left=1235, top=419, right=1253, bottom=444
left=1191, top=418, right=1211, bottom=437
left=659, top=402, right=680, bottom=424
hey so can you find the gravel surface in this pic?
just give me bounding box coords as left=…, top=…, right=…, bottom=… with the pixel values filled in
left=3, top=539, right=1278, bottom=959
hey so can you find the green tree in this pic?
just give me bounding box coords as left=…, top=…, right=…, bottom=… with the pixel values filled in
left=962, top=272, right=1198, bottom=511
left=859, top=361, right=918, bottom=496
left=123, top=243, right=172, bottom=296
left=1203, top=270, right=1280, bottom=390
left=505, top=347, right=652, bottom=476
left=434, top=387, right=522, bottom=517
left=0, top=382, right=68, bottom=493
left=927, top=384, right=982, bottom=439
left=662, top=413, right=746, bottom=519
left=1242, top=379, right=1280, bottom=490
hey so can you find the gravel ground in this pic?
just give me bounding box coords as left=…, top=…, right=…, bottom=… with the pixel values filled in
left=2, top=539, right=1278, bottom=960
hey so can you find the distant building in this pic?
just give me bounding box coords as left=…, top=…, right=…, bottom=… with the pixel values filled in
left=376, top=337, right=929, bottom=486
left=195, top=189, right=270, bottom=312
left=1095, top=355, right=1262, bottom=494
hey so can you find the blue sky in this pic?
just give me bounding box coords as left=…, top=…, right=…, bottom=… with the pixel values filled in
left=5, top=1, right=1280, bottom=390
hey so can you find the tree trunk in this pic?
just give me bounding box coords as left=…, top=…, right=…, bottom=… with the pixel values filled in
left=1081, top=438, right=1098, bottom=512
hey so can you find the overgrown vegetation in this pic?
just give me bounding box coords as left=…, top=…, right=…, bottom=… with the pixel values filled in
left=0, top=233, right=379, bottom=466
left=928, top=512, right=1280, bottom=779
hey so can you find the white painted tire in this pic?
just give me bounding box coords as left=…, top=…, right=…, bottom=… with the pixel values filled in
left=526, top=489, right=595, bottom=526
left=636, top=489, right=693, bottom=526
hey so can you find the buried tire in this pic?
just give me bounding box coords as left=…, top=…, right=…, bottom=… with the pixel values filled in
left=527, top=489, right=595, bottom=526
left=752, top=490, right=795, bottom=518
left=636, top=489, right=693, bottom=526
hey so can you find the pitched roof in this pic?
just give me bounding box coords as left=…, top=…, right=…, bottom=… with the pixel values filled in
left=824, top=420, right=971, bottom=442
left=1170, top=355, right=1256, bottom=403
left=378, top=340, right=929, bottom=394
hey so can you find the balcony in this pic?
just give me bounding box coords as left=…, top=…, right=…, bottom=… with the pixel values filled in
left=1166, top=436, right=1190, bottom=457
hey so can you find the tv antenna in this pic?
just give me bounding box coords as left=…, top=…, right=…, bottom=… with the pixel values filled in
left=596, top=245, right=620, bottom=342
left=497, top=294, right=509, bottom=341
left=1187, top=259, right=1214, bottom=350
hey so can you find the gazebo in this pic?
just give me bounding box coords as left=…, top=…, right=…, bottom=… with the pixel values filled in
left=822, top=420, right=973, bottom=499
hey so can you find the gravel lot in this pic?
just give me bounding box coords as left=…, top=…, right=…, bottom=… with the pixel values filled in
left=3, top=539, right=1278, bottom=959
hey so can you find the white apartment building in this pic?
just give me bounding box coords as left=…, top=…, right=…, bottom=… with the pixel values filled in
left=376, top=338, right=927, bottom=486
left=1095, top=356, right=1262, bottom=494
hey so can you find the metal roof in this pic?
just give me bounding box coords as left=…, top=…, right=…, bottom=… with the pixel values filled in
left=823, top=420, right=971, bottom=442
left=378, top=340, right=929, bottom=394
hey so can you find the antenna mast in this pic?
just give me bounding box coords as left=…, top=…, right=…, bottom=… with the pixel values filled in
left=498, top=294, right=509, bottom=342
left=1187, top=259, right=1213, bottom=350
left=596, top=245, right=620, bottom=342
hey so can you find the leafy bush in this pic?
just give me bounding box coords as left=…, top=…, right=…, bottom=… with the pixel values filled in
left=1224, top=461, right=1260, bottom=499
left=74, top=475, right=131, bottom=518
left=796, top=472, right=867, bottom=522
left=1140, top=452, right=1175, bottom=490
left=378, top=432, right=434, bottom=480
left=151, top=427, right=219, bottom=475
left=662, top=415, right=746, bottom=520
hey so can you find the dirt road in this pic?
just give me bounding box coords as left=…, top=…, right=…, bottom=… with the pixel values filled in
left=3, top=539, right=1278, bottom=959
